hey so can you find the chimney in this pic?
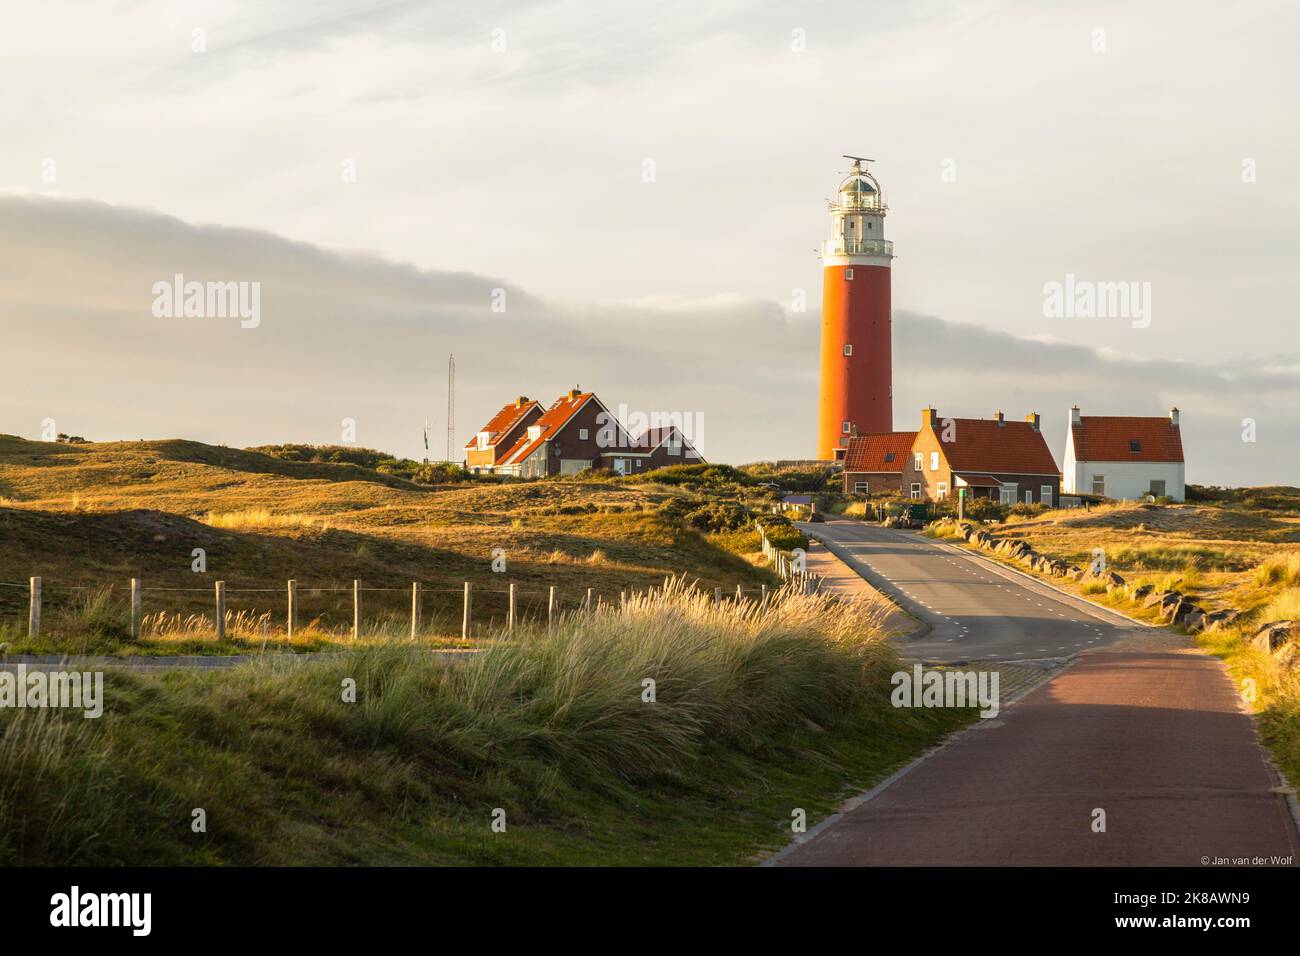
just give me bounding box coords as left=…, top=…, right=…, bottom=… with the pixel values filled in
left=1069, top=404, right=1081, bottom=425
left=568, top=387, right=582, bottom=399
left=516, top=396, right=530, bottom=408
left=922, top=406, right=938, bottom=431
left=1026, top=412, right=1040, bottom=432
left=1170, top=406, right=1180, bottom=427
left=995, top=410, right=1005, bottom=427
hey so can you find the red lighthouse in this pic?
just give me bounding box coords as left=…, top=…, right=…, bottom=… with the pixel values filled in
left=816, top=156, right=893, bottom=461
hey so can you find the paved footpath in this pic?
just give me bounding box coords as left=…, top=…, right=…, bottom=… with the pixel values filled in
left=776, top=519, right=1300, bottom=866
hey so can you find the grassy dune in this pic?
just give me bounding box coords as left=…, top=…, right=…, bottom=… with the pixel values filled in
left=0, top=582, right=969, bottom=866
left=0, top=435, right=787, bottom=653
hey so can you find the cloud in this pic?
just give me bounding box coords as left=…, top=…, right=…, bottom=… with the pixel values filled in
left=0, top=194, right=1293, bottom=485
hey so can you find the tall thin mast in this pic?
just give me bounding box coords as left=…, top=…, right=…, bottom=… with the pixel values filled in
left=446, top=353, right=456, bottom=463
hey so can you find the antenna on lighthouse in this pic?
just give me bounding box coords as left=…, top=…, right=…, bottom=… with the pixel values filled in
left=842, top=154, right=874, bottom=169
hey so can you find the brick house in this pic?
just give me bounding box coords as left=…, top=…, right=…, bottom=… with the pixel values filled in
left=1062, top=406, right=1185, bottom=501
left=476, top=390, right=705, bottom=477
left=841, top=432, right=916, bottom=495
left=465, top=396, right=544, bottom=474
left=635, top=425, right=704, bottom=470
left=903, top=407, right=1061, bottom=506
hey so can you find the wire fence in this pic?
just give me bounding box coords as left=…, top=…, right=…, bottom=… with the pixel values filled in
left=0, top=570, right=818, bottom=644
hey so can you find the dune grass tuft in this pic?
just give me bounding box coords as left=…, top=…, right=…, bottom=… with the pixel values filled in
left=0, top=578, right=967, bottom=866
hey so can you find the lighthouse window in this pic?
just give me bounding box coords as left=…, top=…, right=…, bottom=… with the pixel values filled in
left=845, top=269, right=854, bottom=280
left=843, top=344, right=853, bottom=356
left=841, top=421, right=852, bottom=435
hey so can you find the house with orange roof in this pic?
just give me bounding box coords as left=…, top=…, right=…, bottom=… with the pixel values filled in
left=840, top=431, right=916, bottom=495
left=471, top=389, right=705, bottom=478
left=1062, top=405, right=1185, bottom=501
left=465, top=396, right=544, bottom=473
left=904, top=407, right=1061, bottom=506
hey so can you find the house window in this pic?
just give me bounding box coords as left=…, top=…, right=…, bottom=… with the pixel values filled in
left=1091, top=474, right=1105, bottom=496
left=929, top=451, right=939, bottom=471
left=845, top=268, right=854, bottom=280
left=843, top=344, right=853, bottom=356
left=910, top=483, right=922, bottom=500
left=841, top=421, right=852, bottom=435
left=854, top=481, right=868, bottom=494
left=936, top=482, right=948, bottom=500
left=1040, top=485, right=1053, bottom=507
left=667, top=440, right=682, bottom=456
left=578, top=428, right=589, bottom=440
left=884, top=452, right=894, bottom=463
left=1130, top=440, right=1141, bottom=453
left=1024, top=489, right=1033, bottom=504
left=913, top=452, right=923, bottom=471
left=999, top=484, right=1017, bottom=505
left=1149, top=479, right=1166, bottom=497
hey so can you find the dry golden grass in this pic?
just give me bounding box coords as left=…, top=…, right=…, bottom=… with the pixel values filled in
left=1254, top=551, right=1300, bottom=588
left=204, top=508, right=327, bottom=530
left=1259, top=588, right=1300, bottom=624
left=0, top=434, right=778, bottom=652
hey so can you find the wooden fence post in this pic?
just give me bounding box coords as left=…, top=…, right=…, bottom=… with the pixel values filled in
left=28, top=576, right=40, bottom=638
left=130, top=578, right=142, bottom=640
left=352, top=579, right=361, bottom=640
left=214, top=581, right=226, bottom=640
left=547, top=586, right=556, bottom=631
left=508, top=582, right=517, bottom=635
left=714, top=586, right=721, bottom=608
left=462, top=581, right=472, bottom=639
left=760, top=584, right=769, bottom=610
left=586, top=587, right=594, bottom=614
left=620, top=590, right=626, bottom=610
left=411, top=582, right=421, bottom=640
left=287, top=579, right=298, bottom=638
left=735, top=584, right=743, bottom=602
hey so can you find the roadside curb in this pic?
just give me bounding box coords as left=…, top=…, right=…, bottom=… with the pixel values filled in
left=800, top=523, right=932, bottom=644
left=760, top=663, right=1059, bottom=867
left=924, top=531, right=1159, bottom=631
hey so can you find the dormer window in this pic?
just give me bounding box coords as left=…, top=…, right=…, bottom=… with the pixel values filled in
left=528, top=425, right=543, bottom=440
left=476, top=431, right=492, bottom=450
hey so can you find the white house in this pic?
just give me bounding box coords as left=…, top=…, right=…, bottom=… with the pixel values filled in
left=1062, top=405, right=1185, bottom=502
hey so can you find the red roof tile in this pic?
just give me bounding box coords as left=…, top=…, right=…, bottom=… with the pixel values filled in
left=844, top=432, right=916, bottom=472
left=1071, top=416, right=1183, bottom=463
left=939, top=418, right=1059, bottom=475
left=466, top=398, right=541, bottom=451
left=499, top=391, right=601, bottom=466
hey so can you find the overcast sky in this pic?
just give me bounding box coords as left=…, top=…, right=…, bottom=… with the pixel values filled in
left=1, top=0, right=1296, bottom=484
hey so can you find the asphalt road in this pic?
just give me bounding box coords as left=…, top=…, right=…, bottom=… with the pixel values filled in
left=773, top=519, right=1300, bottom=866
left=804, top=518, right=1137, bottom=662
